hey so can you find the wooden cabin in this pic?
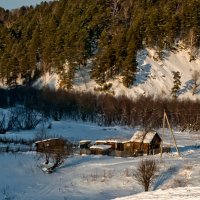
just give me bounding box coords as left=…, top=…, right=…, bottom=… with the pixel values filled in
left=79, top=131, right=162, bottom=156
left=124, top=130, right=162, bottom=155
left=90, top=144, right=112, bottom=155
left=35, top=138, right=66, bottom=154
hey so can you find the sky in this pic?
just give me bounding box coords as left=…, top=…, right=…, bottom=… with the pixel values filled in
left=0, top=0, right=52, bottom=10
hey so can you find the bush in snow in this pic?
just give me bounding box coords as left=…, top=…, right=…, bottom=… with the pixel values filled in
left=7, top=107, right=43, bottom=131
left=133, top=159, right=159, bottom=192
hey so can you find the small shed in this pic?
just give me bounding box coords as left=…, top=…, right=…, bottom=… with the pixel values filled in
left=35, top=138, right=66, bottom=154
left=79, top=140, right=92, bottom=149
left=90, top=144, right=112, bottom=155
left=95, top=139, right=128, bottom=151
left=79, top=140, right=92, bottom=155
left=124, top=130, right=162, bottom=155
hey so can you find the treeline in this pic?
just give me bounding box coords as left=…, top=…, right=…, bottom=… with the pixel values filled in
left=1, top=87, right=200, bottom=131
left=0, top=0, right=200, bottom=88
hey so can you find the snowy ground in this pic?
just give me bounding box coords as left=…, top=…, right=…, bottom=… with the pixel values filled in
left=0, top=119, right=134, bottom=142
left=0, top=120, right=200, bottom=200
left=33, top=47, right=200, bottom=100
left=114, top=187, right=200, bottom=200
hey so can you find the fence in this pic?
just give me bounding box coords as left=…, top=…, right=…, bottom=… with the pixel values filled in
left=0, top=144, right=35, bottom=153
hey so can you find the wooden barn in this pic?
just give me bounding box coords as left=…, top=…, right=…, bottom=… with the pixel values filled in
left=35, top=138, right=66, bottom=154
left=124, top=130, right=162, bottom=155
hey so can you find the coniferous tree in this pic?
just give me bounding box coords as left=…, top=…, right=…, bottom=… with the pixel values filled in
left=171, top=71, right=181, bottom=98
left=60, top=64, right=75, bottom=90
left=122, top=56, right=137, bottom=88
left=6, top=57, right=19, bottom=88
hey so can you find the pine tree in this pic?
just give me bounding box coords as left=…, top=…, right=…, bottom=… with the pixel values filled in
left=171, top=71, right=181, bottom=98
left=60, top=64, right=76, bottom=90
left=122, top=56, right=137, bottom=88
left=6, top=57, right=19, bottom=88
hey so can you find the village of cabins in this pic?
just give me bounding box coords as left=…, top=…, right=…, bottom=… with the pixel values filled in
left=35, top=130, right=170, bottom=157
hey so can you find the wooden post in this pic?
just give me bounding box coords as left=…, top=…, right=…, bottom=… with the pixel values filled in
left=160, top=110, right=166, bottom=158
left=164, top=111, right=181, bottom=157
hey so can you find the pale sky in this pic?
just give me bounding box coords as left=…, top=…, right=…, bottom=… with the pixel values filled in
left=0, top=0, right=52, bottom=10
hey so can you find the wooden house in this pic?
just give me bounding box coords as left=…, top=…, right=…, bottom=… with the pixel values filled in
left=79, top=130, right=162, bottom=156
left=35, top=138, right=66, bottom=154
left=90, top=144, right=112, bottom=155
left=124, top=130, right=162, bottom=155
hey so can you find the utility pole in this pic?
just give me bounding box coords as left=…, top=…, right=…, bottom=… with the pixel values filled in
left=161, top=110, right=181, bottom=158
left=160, top=110, right=165, bottom=158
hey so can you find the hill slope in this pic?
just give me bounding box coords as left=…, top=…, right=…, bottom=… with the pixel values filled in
left=0, top=0, right=200, bottom=94
left=34, top=47, right=200, bottom=100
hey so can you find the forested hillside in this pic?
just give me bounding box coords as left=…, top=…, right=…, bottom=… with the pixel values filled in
left=0, top=0, right=199, bottom=89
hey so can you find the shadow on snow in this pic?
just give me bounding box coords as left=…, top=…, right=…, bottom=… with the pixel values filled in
left=134, top=49, right=152, bottom=86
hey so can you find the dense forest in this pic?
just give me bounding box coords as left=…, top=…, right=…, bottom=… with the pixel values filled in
left=1, top=86, right=200, bottom=132
left=0, top=0, right=200, bottom=88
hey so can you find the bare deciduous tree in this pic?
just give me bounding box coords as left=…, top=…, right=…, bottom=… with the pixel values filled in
left=0, top=112, right=6, bottom=134
left=8, top=107, right=42, bottom=130
left=191, top=70, right=200, bottom=95
left=133, top=159, right=159, bottom=192
left=36, top=138, right=73, bottom=173
left=188, top=27, right=199, bottom=62
left=111, top=0, right=120, bottom=16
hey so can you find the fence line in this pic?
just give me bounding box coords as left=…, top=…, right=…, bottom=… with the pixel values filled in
left=0, top=145, right=35, bottom=153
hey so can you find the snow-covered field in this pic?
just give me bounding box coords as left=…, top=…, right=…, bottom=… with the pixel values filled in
left=0, top=120, right=200, bottom=200
left=114, top=187, right=200, bottom=200
left=0, top=119, right=134, bottom=142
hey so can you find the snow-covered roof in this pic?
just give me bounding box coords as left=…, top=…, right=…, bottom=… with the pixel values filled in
left=35, top=138, right=61, bottom=144
left=130, top=131, right=158, bottom=144
left=95, top=140, right=107, bottom=143
left=90, top=145, right=112, bottom=150
left=107, top=139, right=129, bottom=143
left=79, top=140, right=92, bottom=144
left=95, top=139, right=128, bottom=144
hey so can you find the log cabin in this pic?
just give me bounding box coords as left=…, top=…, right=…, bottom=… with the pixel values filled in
left=35, top=138, right=66, bottom=154
left=124, top=130, right=162, bottom=155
